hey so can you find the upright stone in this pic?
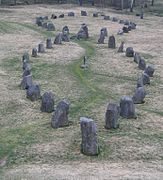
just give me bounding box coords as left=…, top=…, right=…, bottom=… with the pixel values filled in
left=117, top=29, right=123, bottom=35
left=120, top=96, right=136, bottom=119
left=138, top=58, right=146, bottom=70
left=108, top=35, right=116, bottom=49
left=32, top=48, right=37, bottom=57
left=42, top=22, right=48, bottom=29
left=81, top=10, right=87, bottom=16
left=46, top=38, right=53, bottom=49
left=117, top=41, right=124, bottom=53
left=122, top=26, right=129, bottom=33
left=80, top=117, right=99, bottom=156
left=101, top=28, right=108, bottom=37
left=134, top=52, right=141, bottom=64
left=132, top=87, right=146, bottom=104
left=137, top=76, right=144, bottom=88
left=22, top=69, right=31, bottom=77
left=119, top=20, right=124, bottom=24
left=142, top=72, right=150, bottom=85
left=68, top=12, right=75, bottom=17
left=126, top=47, right=134, bottom=57
left=98, top=32, right=105, bottom=44
left=22, top=52, right=29, bottom=63
left=54, top=33, right=62, bottom=44
left=59, top=14, right=64, bottom=18
left=112, top=17, right=118, bottom=22
left=105, top=103, right=119, bottom=129
left=130, top=22, right=136, bottom=29
left=41, top=91, right=54, bottom=113
left=144, top=65, right=155, bottom=77
left=93, top=12, right=98, bottom=17
left=62, top=26, right=70, bottom=42
left=51, top=100, right=70, bottom=128
left=104, top=16, right=110, bottom=20
left=20, top=75, right=33, bottom=90
left=26, top=84, right=41, bottom=101
left=47, top=22, right=55, bottom=31
left=38, top=43, right=45, bottom=53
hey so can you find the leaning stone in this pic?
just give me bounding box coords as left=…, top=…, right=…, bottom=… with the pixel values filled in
left=51, top=100, right=70, bottom=128
left=142, top=72, right=150, bottom=85
left=144, top=65, right=155, bottom=77
left=20, top=74, right=33, bottom=90
left=138, top=58, right=146, bottom=70
left=26, top=84, right=41, bottom=101
left=41, top=91, right=54, bottom=113
left=59, top=14, right=64, bottom=18
left=22, top=52, right=29, bottom=63
left=108, top=35, right=116, bottom=49
left=130, top=22, right=136, bottom=29
left=62, top=26, right=69, bottom=34
left=68, top=12, right=75, bottom=17
left=47, top=22, right=55, bottom=31
left=36, top=17, right=43, bottom=26
left=54, top=33, right=62, bottom=44
left=81, top=10, right=87, bottom=16
left=62, top=33, right=70, bottom=42
left=80, top=117, right=99, bottom=156
left=32, top=48, right=37, bottom=57
left=117, top=41, right=124, bottom=53
left=120, top=96, right=136, bottom=119
left=126, top=47, right=134, bottom=57
left=104, top=16, right=110, bottom=20
left=117, top=29, right=123, bottom=35
left=134, top=52, right=141, bottom=64
left=112, top=17, right=118, bottom=22
left=23, top=61, right=31, bottom=71
left=38, top=43, right=45, bottom=53
left=46, top=38, right=53, bottom=49
left=124, top=20, right=130, bottom=25
left=105, top=103, right=119, bottom=129
left=101, top=27, right=108, bottom=37
left=128, top=25, right=132, bottom=31
left=132, top=87, right=146, bottom=104
left=93, top=12, right=98, bottom=17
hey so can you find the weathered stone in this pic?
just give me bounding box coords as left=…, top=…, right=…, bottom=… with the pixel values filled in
left=32, top=48, right=37, bottom=57
left=93, top=12, right=98, bottom=17
left=117, top=29, right=123, bottom=35
left=126, top=47, right=134, bottom=57
left=46, top=38, right=53, bottom=49
left=77, top=24, right=89, bottom=39
left=51, top=14, right=57, bottom=19
left=36, top=17, right=43, bottom=26
left=117, top=41, right=124, bottom=53
left=22, top=52, right=29, bottom=63
left=124, top=20, right=130, bottom=25
left=80, top=117, right=99, bottom=156
left=62, top=26, right=70, bottom=42
left=20, top=74, right=33, bottom=90
left=120, top=96, right=136, bottom=119
left=22, top=61, right=31, bottom=71
left=68, top=12, right=75, bottom=17
left=54, top=33, right=62, bottom=44
left=80, top=56, right=89, bottom=69
left=42, top=22, right=48, bottom=29
left=128, top=25, right=132, bottom=31
left=51, top=100, right=70, bottom=128
left=47, top=22, right=55, bottom=31
left=38, top=43, right=45, bottom=53
left=119, top=19, right=124, bottom=24
left=134, top=52, right=141, bottom=64
left=81, top=10, right=87, bottom=16
left=144, top=65, right=155, bottom=77
left=101, top=27, right=108, bottom=37
left=137, top=76, right=144, bottom=88
left=138, top=58, right=146, bottom=70
left=62, top=26, right=69, bottom=34
left=98, top=32, right=105, bottom=44
left=132, top=87, right=146, bottom=104
left=22, top=69, right=31, bottom=77
left=104, top=16, right=110, bottom=20
left=142, top=72, right=150, bottom=85
left=26, top=84, right=41, bottom=101
left=122, top=26, right=129, bottom=33
left=112, top=17, right=118, bottom=22
left=41, top=91, right=54, bottom=113
left=108, top=35, right=116, bottom=49
left=105, top=103, right=119, bottom=129
left=59, top=14, right=64, bottom=18
left=140, top=11, right=144, bottom=19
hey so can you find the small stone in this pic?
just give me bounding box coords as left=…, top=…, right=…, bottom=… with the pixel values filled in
left=108, top=35, right=116, bottom=49
left=123, top=26, right=129, bottom=33
left=51, top=14, right=57, bottom=19
left=144, top=65, right=155, bottom=77
left=124, top=20, right=130, bottom=25
left=51, top=100, right=70, bottom=128
left=59, top=14, right=64, bottom=18
left=126, top=47, right=134, bottom=57
left=41, top=91, right=54, bottom=113
left=134, top=52, right=141, bottom=64
left=105, top=103, right=119, bottom=129
left=137, top=76, right=144, bottom=88
left=112, top=17, right=118, bottom=22
left=81, top=10, right=87, bottom=16
left=54, top=33, right=62, bottom=44
left=68, top=12, right=75, bottom=17
left=32, top=48, right=37, bottom=57
left=22, top=52, right=29, bottom=63
left=47, top=22, right=55, bottom=31
left=93, top=12, right=98, bottom=17
left=98, top=32, right=105, bottom=44
left=104, top=16, right=110, bottom=20
left=26, top=84, right=41, bottom=101
left=77, top=24, right=89, bottom=39
left=22, top=61, right=31, bottom=71
left=117, top=29, right=123, bottom=35
left=20, top=75, right=33, bottom=90
left=119, top=20, right=124, bottom=24
left=117, top=41, right=124, bottom=53
left=46, top=38, right=53, bottom=49
left=138, top=58, right=146, bottom=70
left=142, top=72, right=150, bottom=85
left=36, top=17, right=43, bottom=26
left=132, top=87, right=146, bottom=104
left=62, top=26, right=69, bottom=34
left=38, top=43, right=45, bottom=53
left=80, top=117, right=99, bottom=156
left=120, top=96, right=136, bottom=119
left=22, top=69, right=31, bottom=77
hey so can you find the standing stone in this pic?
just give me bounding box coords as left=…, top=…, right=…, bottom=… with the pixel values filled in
left=130, top=22, right=137, bottom=29
left=22, top=61, right=31, bottom=71
left=36, top=17, right=43, bottom=26
left=105, top=103, right=119, bottom=129
left=138, top=58, right=146, bottom=70
left=38, top=43, right=45, bottom=53
left=68, top=12, right=75, bottom=17
left=54, top=33, right=62, bottom=44
left=20, top=75, right=33, bottom=90
left=98, top=32, right=105, bottom=44
left=51, top=100, right=70, bottom=128
left=112, top=17, right=118, bottom=22
left=22, top=52, right=29, bottom=63
left=93, top=12, right=98, bottom=17
left=119, top=20, right=124, bottom=24
left=62, top=26, right=70, bottom=42
left=47, top=22, right=55, bottom=31
left=32, top=48, right=37, bottom=57
left=51, top=14, right=57, bottom=19
left=117, top=29, right=123, bottom=35
left=137, top=76, right=144, bottom=88
left=144, top=65, right=155, bottom=77
left=122, top=26, right=129, bottom=33
left=104, top=16, right=110, bottom=20
left=42, top=22, right=48, bottom=29
left=140, top=9, right=144, bottom=19
left=77, top=24, right=89, bottom=39
left=108, top=35, right=116, bottom=49
left=126, top=47, right=134, bottom=57
left=117, top=41, right=124, bottom=53
left=120, top=96, right=136, bottom=119
left=132, top=87, right=146, bottom=104
left=124, top=20, right=130, bottom=25
left=22, top=69, right=31, bottom=77
left=80, top=56, right=89, bottom=69
left=101, top=27, right=108, bottom=37
left=59, top=14, right=64, bottom=18
left=41, top=91, right=54, bottom=113
left=134, top=52, right=141, bottom=64
left=26, top=84, right=41, bottom=101
left=46, top=38, right=53, bottom=49
left=80, top=117, right=99, bottom=156
left=142, top=72, right=150, bottom=85
left=81, top=10, right=87, bottom=16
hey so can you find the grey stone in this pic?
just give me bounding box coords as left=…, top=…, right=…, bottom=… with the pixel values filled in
left=120, top=96, right=136, bottom=119
left=98, top=32, right=105, bottom=44
left=132, top=87, right=146, bottom=104
left=117, top=29, right=123, bottom=35
left=62, top=26, right=70, bottom=42
left=20, top=75, right=33, bottom=90
left=130, top=22, right=136, bottom=29
left=122, top=26, right=129, bottom=33
left=119, top=20, right=124, bottom=24
left=105, top=103, right=119, bottom=129
left=26, top=84, right=41, bottom=101
left=93, top=12, right=98, bottom=17
left=101, top=27, right=108, bottom=37
left=22, top=52, right=29, bottom=63
left=36, top=17, right=43, bottom=26
left=22, top=69, right=31, bottom=77
left=54, top=33, right=62, bottom=44
left=81, top=10, right=87, bottom=16
left=134, top=52, right=141, bottom=64
left=32, top=48, right=37, bottom=57
left=51, top=100, right=70, bottom=128
left=142, top=72, right=150, bottom=85
left=46, top=38, right=53, bottom=49
left=42, top=22, right=48, bottom=29
left=108, top=35, right=116, bottom=49
left=80, top=56, right=89, bottom=69
left=51, top=14, right=57, bottom=19
left=41, top=91, right=54, bottom=113
left=22, top=61, right=31, bottom=71
left=104, top=16, right=110, bottom=20
left=126, top=47, right=134, bottom=57
left=117, top=41, right=124, bottom=53
left=59, top=14, right=64, bottom=18
left=138, top=58, right=146, bottom=70
left=77, top=24, right=89, bottom=39
left=144, top=65, right=155, bottom=77
left=38, top=43, right=45, bottom=53
left=137, top=76, right=144, bottom=88
left=47, top=22, right=55, bottom=31
left=68, top=12, right=75, bottom=17
left=112, top=17, right=118, bottom=22
left=80, top=117, right=99, bottom=156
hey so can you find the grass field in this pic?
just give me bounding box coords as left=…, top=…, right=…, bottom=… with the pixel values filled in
left=0, top=3, right=163, bottom=179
